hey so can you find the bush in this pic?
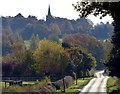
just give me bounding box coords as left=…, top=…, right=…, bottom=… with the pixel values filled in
left=88, top=68, right=95, bottom=76
left=53, top=76, right=74, bottom=90
left=53, top=79, right=63, bottom=89
left=64, top=76, right=74, bottom=88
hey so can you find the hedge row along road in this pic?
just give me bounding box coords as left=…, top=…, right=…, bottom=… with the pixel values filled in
left=79, top=70, right=109, bottom=93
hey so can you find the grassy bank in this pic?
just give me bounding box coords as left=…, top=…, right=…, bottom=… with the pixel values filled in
left=107, top=76, right=120, bottom=94
left=56, top=77, right=94, bottom=94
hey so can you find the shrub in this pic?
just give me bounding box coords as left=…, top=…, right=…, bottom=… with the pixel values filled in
left=53, top=76, right=74, bottom=90
left=88, top=68, right=95, bottom=76
left=64, top=76, right=74, bottom=88
left=54, top=79, right=63, bottom=89
left=34, top=76, right=56, bottom=92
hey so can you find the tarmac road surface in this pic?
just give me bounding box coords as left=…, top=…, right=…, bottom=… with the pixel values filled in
left=79, top=70, right=109, bottom=94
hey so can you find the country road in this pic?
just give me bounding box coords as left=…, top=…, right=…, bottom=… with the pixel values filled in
left=79, top=70, right=109, bottom=94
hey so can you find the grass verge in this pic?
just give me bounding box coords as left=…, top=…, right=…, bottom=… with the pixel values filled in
left=107, top=76, right=120, bottom=94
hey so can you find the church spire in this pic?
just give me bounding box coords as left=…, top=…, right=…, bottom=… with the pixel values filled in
left=48, top=5, right=51, bottom=16
left=46, top=4, right=53, bottom=22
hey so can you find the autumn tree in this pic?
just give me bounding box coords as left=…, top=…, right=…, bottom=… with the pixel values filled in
left=73, top=1, right=120, bottom=78
left=13, top=42, right=25, bottom=64
left=12, top=42, right=25, bottom=76
left=2, top=62, right=16, bottom=77
left=12, top=42, right=36, bottom=76
left=66, top=45, right=96, bottom=78
left=33, top=39, right=69, bottom=77
left=20, top=50, right=35, bottom=76
left=63, top=33, right=104, bottom=69
left=13, top=49, right=35, bottom=76
left=2, top=53, right=13, bottom=63
left=80, top=52, right=96, bottom=78
left=3, top=43, right=35, bottom=77
left=66, top=46, right=83, bottom=85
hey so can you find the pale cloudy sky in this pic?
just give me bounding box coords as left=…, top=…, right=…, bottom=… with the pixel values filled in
left=0, top=0, right=113, bottom=25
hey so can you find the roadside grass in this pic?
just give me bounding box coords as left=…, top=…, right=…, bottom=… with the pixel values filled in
left=107, top=76, right=119, bottom=93
left=56, top=77, right=94, bottom=94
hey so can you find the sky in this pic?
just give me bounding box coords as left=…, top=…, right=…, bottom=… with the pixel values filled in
left=0, top=0, right=113, bottom=25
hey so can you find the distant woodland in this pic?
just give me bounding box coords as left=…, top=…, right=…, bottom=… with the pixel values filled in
left=1, top=12, right=113, bottom=77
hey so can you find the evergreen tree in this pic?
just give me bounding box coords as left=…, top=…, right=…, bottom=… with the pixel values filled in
left=14, top=33, right=24, bottom=43
left=30, top=34, right=40, bottom=51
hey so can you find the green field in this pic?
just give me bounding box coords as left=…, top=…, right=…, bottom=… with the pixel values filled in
left=0, top=81, right=35, bottom=88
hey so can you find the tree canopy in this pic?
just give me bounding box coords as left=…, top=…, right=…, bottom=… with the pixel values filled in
left=33, top=39, right=69, bottom=76
left=73, top=1, right=120, bottom=78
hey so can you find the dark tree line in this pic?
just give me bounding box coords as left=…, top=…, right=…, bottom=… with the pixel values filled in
left=2, top=12, right=113, bottom=40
